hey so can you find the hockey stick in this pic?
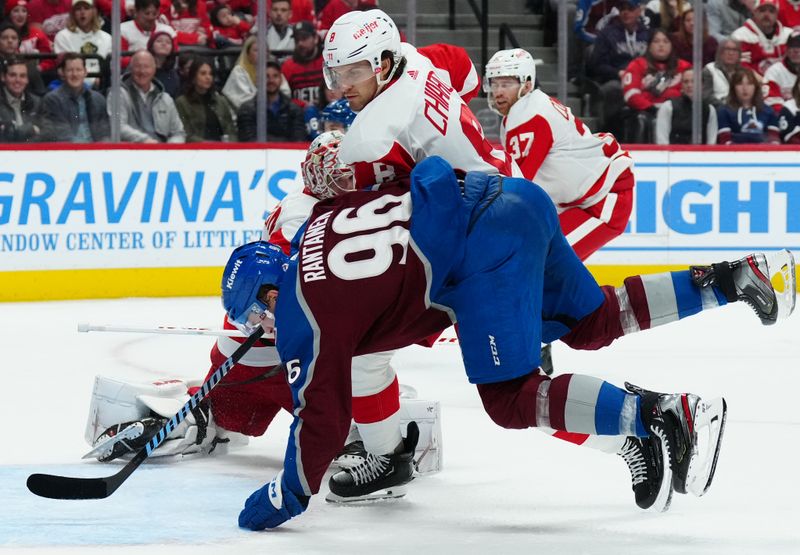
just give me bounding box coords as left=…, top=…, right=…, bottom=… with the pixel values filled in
left=77, top=322, right=266, bottom=338
left=78, top=322, right=462, bottom=346
left=27, top=326, right=266, bottom=500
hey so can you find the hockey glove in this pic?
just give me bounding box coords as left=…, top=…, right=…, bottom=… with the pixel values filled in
left=238, top=471, right=310, bottom=530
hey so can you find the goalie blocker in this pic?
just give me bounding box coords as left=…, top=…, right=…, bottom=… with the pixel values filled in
left=84, top=375, right=443, bottom=475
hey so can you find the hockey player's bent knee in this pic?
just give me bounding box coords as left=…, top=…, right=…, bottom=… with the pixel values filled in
left=477, top=372, right=549, bottom=429
left=560, top=285, right=625, bottom=350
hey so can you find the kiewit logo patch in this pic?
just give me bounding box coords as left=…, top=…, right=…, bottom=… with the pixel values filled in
left=225, top=258, right=242, bottom=289
left=488, top=335, right=500, bottom=366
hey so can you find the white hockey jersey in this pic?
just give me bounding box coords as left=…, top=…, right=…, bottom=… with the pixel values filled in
left=764, top=59, right=798, bottom=109
left=120, top=21, right=176, bottom=52
left=340, top=43, right=518, bottom=187
left=262, top=188, right=319, bottom=252
left=500, top=89, right=632, bottom=210
left=53, top=28, right=112, bottom=78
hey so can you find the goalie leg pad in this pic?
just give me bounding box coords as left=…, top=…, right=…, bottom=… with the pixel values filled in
left=398, top=398, right=442, bottom=475
left=85, top=375, right=188, bottom=446
left=85, top=375, right=238, bottom=461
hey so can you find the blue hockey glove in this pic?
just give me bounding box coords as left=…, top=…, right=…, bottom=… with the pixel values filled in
left=238, top=471, right=310, bottom=530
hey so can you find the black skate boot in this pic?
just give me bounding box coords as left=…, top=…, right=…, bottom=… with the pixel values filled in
left=332, top=440, right=367, bottom=470
left=326, top=422, right=420, bottom=503
left=627, top=383, right=727, bottom=497
left=540, top=343, right=554, bottom=376
left=690, top=252, right=795, bottom=325
left=617, top=435, right=672, bottom=512
left=90, top=417, right=166, bottom=462
left=86, top=401, right=215, bottom=462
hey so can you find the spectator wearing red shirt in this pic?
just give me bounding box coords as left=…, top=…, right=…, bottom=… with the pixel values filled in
left=778, top=0, right=800, bottom=31
left=731, top=0, right=793, bottom=75
left=161, top=0, right=213, bottom=46
left=5, top=0, right=56, bottom=73
left=280, top=20, right=322, bottom=105
left=763, top=32, right=800, bottom=111
left=622, top=29, right=691, bottom=141
left=624, top=29, right=691, bottom=111
left=26, top=0, right=71, bottom=39
left=211, top=4, right=251, bottom=47
left=269, top=0, right=313, bottom=23
left=318, top=0, right=375, bottom=35
left=247, top=0, right=313, bottom=23
left=0, top=22, right=47, bottom=95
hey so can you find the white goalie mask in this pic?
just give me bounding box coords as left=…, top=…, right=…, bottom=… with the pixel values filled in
left=483, top=48, right=536, bottom=115
left=301, top=130, right=355, bottom=199
left=322, top=9, right=403, bottom=91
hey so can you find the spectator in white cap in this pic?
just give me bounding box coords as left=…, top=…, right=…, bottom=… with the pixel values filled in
left=53, top=0, right=111, bottom=88
left=731, top=0, right=793, bottom=74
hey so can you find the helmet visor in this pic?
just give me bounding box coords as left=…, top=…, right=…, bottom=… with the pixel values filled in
left=231, top=300, right=274, bottom=335
left=323, top=62, right=377, bottom=91
left=483, top=76, right=522, bottom=93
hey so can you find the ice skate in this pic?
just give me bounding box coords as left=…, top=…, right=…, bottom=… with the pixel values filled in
left=332, top=440, right=367, bottom=470
left=617, top=435, right=672, bottom=512
left=540, top=343, right=554, bottom=376
left=691, top=250, right=796, bottom=324
left=326, top=422, right=419, bottom=503
left=85, top=417, right=166, bottom=462
left=628, top=383, right=727, bottom=497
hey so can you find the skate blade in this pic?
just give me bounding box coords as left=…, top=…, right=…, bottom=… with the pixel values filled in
left=81, top=423, right=142, bottom=460
left=325, top=485, right=407, bottom=504
left=652, top=460, right=674, bottom=513
left=648, top=428, right=675, bottom=513
left=766, top=249, right=796, bottom=320
left=686, top=397, right=727, bottom=497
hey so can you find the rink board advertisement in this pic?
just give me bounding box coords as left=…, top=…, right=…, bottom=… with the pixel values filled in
left=1, top=144, right=799, bottom=301
left=0, top=145, right=306, bottom=300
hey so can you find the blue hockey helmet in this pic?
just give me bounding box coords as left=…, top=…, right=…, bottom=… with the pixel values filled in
left=321, top=99, right=356, bottom=131
left=221, top=241, right=289, bottom=333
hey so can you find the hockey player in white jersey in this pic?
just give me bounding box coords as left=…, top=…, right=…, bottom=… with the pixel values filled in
left=322, top=9, right=518, bottom=187
left=486, top=48, right=634, bottom=261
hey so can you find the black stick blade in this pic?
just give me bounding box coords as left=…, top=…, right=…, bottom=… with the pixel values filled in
left=27, top=473, right=110, bottom=500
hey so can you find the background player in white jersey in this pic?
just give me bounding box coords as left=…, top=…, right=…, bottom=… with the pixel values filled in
left=322, top=9, right=518, bottom=187
left=485, top=48, right=634, bottom=261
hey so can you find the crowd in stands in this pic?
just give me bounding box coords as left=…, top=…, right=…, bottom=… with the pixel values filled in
left=576, top=0, right=800, bottom=144
left=3, top=0, right=800, bottom=146
left=0, top=0, right=367, bottom=142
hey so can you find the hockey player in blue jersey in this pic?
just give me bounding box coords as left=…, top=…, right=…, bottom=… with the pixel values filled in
left=221, top=155, right=794, bottom=531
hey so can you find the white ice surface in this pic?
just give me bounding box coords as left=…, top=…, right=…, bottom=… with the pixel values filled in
left=1, top=297, right=799, bottom=554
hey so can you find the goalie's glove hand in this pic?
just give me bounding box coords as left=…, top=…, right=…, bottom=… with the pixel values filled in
left=239, top=471, right=309, bottom=530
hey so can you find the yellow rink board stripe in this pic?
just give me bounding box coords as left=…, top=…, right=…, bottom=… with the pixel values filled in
left=0, top=267, right=225, bottom=302
left=0, top=265, right=730, bottom=303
